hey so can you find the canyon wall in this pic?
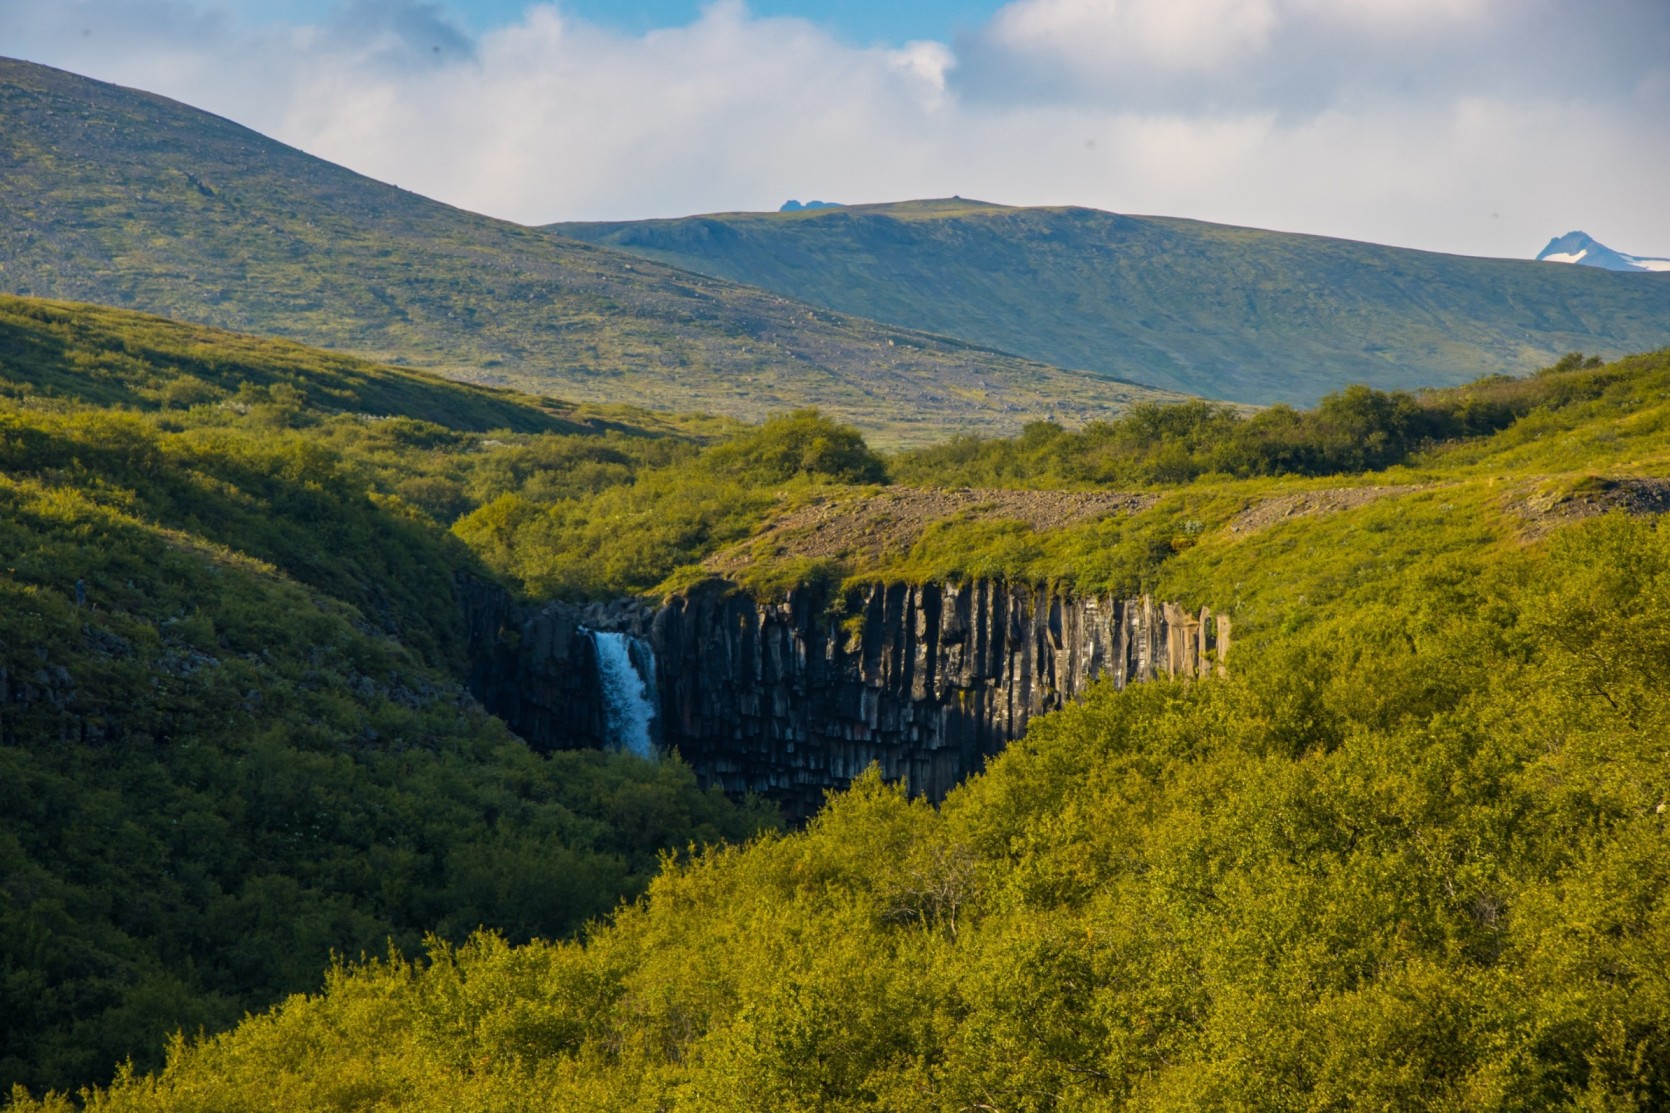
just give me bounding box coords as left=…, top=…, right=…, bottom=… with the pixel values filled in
left=460, top=576, right=1227, bottom=821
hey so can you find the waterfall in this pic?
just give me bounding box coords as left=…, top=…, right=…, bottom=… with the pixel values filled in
left=586, top=629, right=658, bottom=759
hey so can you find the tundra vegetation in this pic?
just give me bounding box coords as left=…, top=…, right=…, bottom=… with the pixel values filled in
left=549, top=198, right=1670, bottom=403
left=0, top=60, right=1185, bottom=446
left=3, top=293, right=1670, bottom=1109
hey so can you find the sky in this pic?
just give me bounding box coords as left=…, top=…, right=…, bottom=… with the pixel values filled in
left=2, top=0, right=1668, bottom=259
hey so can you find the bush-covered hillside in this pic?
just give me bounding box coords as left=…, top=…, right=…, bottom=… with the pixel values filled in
left=701, top=350, right=1670, bottom=602
left=0, top=297, right=779, bottom=1097
left=5, top=290, right=1668, bottom=1107
left=13, top=346, right=1670, bottom=1110
left=890, top=352, right=1612, bottom=490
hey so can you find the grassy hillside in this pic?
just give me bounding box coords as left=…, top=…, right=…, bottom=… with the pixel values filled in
left=551, top=198, right=1670, bottom=404
left=0, top=60, right=1187, bottom=445
left=17, top=345, right=1670, bottom=1110
left=0, top=296, right=781, bottom=1098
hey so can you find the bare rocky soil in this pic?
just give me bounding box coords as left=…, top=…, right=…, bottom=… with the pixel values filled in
left=1232, top=477, right=1670, bottom=539
left=1514, top=476, right=1670, bottom=533
left=706, top=487, right=1156, bottom=572
left=1227, top=486, right=1421, bottom=534
left=708, top=474, right=1670, bottom=579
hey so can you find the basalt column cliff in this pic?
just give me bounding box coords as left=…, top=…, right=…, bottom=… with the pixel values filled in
left=463, top=578, right=1228, bottom=820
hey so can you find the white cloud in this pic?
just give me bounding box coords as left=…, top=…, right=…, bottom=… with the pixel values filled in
left=262, top=3, right=969, bottom=220
left=1292, top=0, right=1495, bottom=35
left=986, top=0, right=1278, bottom=73
left=887, top=40, right=956, bottom=103
left=1, top=0, right=1667, bottom=259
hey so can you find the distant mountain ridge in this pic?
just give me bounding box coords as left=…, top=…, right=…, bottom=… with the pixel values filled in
left=0, top=58, right=1184, bottom=445
left=550, top=199, right=1670, bottom=404
left=1538, top=231, right=1670, bottom=274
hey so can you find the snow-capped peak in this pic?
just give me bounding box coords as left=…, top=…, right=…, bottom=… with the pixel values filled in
left=1538, top=231, right=1670, bottom=273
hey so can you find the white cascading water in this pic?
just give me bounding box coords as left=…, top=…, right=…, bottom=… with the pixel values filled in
left=628, top=637, right=659, bottom=730
left=586, top=629, right=658, bottom=759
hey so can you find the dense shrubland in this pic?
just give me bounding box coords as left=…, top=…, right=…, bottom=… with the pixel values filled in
left=452, top=349, right=1659, bottom=602
left=452, top=408, right=886, bottom=597
left=891, top=352, right=1611, bottom=489
left=7, top=292, right=1670, bottom=1108
left=16, top=510, right=1668, bottom=1111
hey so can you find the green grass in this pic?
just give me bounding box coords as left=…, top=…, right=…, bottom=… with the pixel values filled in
left=664, top=352, right=1670, bottom=624
left=551, top=199, right=1670, bottom=404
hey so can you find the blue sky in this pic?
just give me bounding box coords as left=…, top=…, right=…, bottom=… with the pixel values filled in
left=220, top=0, right=1000, bottom=41
left=4, top=0, right=1667, bottom=259
left=499, top=1, right=999, bottom=41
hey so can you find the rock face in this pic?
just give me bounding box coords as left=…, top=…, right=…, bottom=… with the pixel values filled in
left=459, top=577, right=653, bottom=753
left=461, top=576, right=1227, bottom=821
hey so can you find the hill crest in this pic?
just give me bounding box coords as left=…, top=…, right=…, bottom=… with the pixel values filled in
left=549, top=199, right=1670, bottom=404
left=0, top=58, right=1185, bottom=445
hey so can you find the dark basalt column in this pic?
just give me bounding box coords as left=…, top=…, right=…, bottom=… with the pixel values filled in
left=459, top=575, right=1227, bottom=822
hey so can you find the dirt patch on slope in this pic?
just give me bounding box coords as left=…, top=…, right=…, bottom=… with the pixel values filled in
left=1228, top=486, right=1421, bottom=534
left=1514, top=477, right=1670, bottom=534
left=706, top=486, right=1156, bottom=573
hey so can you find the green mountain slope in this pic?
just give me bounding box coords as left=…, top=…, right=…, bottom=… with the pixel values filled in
left=550, top=198, right=1670, bottom=404
left=0, top=295, right=778, bottom=1097
left=23, top=349, right=1670, bottom=1110
left=0, top=60, right=1186, bottom=445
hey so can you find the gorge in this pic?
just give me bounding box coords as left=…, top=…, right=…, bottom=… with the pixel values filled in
left=463, top=576, right=1229, bottom=820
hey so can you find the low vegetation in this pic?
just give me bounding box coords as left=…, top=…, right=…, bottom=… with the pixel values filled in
left=890, top=353, right=1610, bottom=489
left=459, top=348, right=1666, bottom=605
left=454, top=408, right=885, bottom=597
left=6, top=288, right=1670, bottom=1108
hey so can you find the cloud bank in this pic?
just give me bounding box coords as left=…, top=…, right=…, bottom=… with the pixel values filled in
left=3, top=0, right=1667, bottom=258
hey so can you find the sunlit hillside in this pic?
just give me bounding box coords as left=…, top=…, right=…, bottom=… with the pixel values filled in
left=10, top=307, right=1668, bottom=1108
